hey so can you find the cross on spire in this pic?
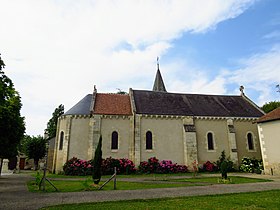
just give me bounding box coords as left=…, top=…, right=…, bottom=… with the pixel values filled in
left=152, top=57, right=167, bottom=92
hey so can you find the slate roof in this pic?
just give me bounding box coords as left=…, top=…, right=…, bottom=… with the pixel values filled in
left=153, top=69, right=167, bottom=92
left=132, top=90, right=263, bottom=118
left=64, top=94, right=93, bottom=115
left=93, top=93, right=132, bottom=115
left=257, top=107, right=280, bottom=123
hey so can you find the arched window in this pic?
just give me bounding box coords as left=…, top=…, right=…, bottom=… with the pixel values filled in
left=111, top=131, right=118, bottom=150
left=207, top=132, right=214, bottom=150
left=146, top=131, right=153, bottom=150
left=247, top=133, right=254, bottom=150
left=59, top=131, right=64, bottom=150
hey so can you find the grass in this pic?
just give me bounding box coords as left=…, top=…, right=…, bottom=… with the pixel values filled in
left=42, top=189, right=280, bottom=210
left=31, top=171, right=194, bottom=179
left=173, top=176, right=271, bottom=184
left=27, top=175, right=271, bottom=193
left=27, top=179, right=200, bottom=193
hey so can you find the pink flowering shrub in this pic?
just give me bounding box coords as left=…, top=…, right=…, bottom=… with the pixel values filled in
left=158, top=160, right=188, bottom=173
left=63, top=157, right=93, bottom=176
left=139, top=157, right=188, bottom=174
left=201, top=161, right=218, bottom=172
left=139, top=157, right=159, bottom=174
left=102, top=157, right=136, bottom=175
left=63, top=157, right=188, bottom=175
left=63, top=157, right=136, bottom=176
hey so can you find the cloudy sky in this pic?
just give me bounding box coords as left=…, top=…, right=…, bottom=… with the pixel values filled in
left=1, top=0, right=280, bottom=136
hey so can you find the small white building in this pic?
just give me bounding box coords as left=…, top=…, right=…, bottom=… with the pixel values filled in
left=257, top=107, right=280, bottom=175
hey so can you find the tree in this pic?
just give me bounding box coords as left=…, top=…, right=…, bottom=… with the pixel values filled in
left=23, top=135, right=46, bottom=170
left=0, top=54, right=25, bottom=175
left=45, top=104, right=64, bottom=139
left=92, top=136, right=102, bottom=184
left=261, top=101, right=280, bottom=113
left=116, top=88, right=127, bottom=94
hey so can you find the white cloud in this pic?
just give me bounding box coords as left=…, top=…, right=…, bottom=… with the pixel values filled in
left=229, top=46, right=280, bottom=104
left=167, top=45, right=280, bottom=107
left=0, top=0, right=256, bottom=135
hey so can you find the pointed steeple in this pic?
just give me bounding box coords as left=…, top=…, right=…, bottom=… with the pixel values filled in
left=152, top=57, right=167, bottom=92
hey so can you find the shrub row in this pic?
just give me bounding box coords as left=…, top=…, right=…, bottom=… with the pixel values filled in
left=63, top=156, right=263, bottom=176
left=63, top=157, right=93, bottom=176
left=138, top=157, right=188, bottom=174
left=63, top=156, right=188, bottom=175
left=63, top=157, right=136, bottom=176
left=199, top=157, right=263, bottom=174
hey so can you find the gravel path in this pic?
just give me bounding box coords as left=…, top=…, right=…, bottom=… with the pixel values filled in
left=1, top=173, right=280, bottom=210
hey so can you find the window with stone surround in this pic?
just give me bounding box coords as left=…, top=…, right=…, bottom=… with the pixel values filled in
left=207, top=132, right=214, bottom=150
left=111, top=131, right=118, bottom=150
left=59, top=131, right=64, bottom=150
left=146, top=131, right=153, bottom=150
left=247, top=132, right=254, bottom=150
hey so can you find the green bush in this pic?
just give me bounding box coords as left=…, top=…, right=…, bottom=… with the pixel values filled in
left=92, top=136, right=102, bottom=184
left=216, top=150, right=235, bottom=172
left=239, top=157, right=263, bottom=174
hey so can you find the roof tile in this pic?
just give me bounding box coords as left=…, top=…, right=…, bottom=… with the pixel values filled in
left=257, top=107, right=280, bottom=123
left=132, top=90, right=263, bottom=117
left=93, top=93, right=132, bottom=115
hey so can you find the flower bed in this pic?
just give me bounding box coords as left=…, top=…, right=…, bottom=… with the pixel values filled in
left=63, top=156, right=188, bottom=175
left=200, top=161, right=218, bottom=172
left=63, top=157, right=136, bottom=176
left=139, top=157, right=188, bottom=174
left=63, top=157, right=93, bottom=176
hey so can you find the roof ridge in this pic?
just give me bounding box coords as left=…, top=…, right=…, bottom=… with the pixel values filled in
left=97, top=93, right=128, bottom=96
left=132, top=89, right=242, bottom=97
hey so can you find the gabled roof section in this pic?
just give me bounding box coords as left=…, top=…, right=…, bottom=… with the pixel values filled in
left=64, top=94, right=92, bottom=115
left=132, top=90, right=264, bottom=118
left=152, top=69, right=167, bottom=92
left=257, top=107, right=280, bottom=123
left=93, top=93, right=132, bottom=115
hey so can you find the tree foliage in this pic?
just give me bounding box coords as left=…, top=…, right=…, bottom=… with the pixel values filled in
left=23, top=135, right=46, bottom=170
left=45, top=104, right=64, bottom=139
left=116, top=88, right=127, bottom=94
left=0, top=54, right=25, bottom=172
left=261, top=101, right=280, bottom=113
left=92, top=136, right=102, bottom=184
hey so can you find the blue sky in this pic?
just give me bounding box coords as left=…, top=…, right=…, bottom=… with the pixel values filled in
left=0, top=0, right=280, bottom=135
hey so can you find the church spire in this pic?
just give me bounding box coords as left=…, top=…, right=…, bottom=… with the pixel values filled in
left=152, top=57, right=167, bottom=92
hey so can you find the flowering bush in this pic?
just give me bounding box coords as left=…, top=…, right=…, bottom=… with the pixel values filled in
left=139, top=157, right=159, bottom=174
left=119, top=158, right=136, bottom=174
left=139, top=157, right=188, bottom=174
left=158, top=160, right=188, bottom=173
left=63, top=157, right=136, bottom=176
left=63, top=157, right=93, bottom=176
left=239, top=157, right=263, bottom=173
left=102, top=157, right=136, bottom=175
left=63, top=157, right=188, bottom=175
left=200, top=161, right=218, bottom=172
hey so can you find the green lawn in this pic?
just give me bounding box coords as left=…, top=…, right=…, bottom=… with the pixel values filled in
left=42, top=190, right=280, bottom=210
left=28, top=176, right=271, bottom=193
left=173, top=176, right=271, bottom=184
left=32, top=171, right=194, bottom=179
left=27, top=179, right=202, bottom=193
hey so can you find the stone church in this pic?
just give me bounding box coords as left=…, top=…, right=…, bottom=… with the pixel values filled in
left=52, top=68, right=264, bottom=173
